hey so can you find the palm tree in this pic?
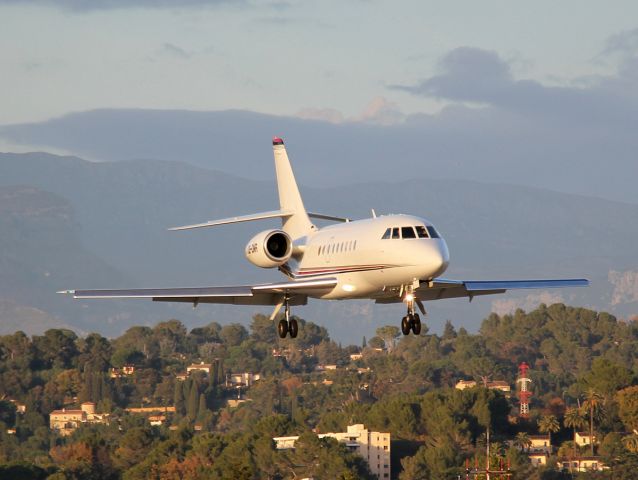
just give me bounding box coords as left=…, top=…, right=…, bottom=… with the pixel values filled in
left=564, top=407, right=587, bottom=441
left=583, top=389, right=604, bottom=456
left=538, top=415, right=560, bottom=447
left=513, top=432, right=532, bottom=452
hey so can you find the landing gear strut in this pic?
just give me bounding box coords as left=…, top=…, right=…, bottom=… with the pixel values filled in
left=401, top=291, right=422, bottom=335
left=277, top=297, right=298, bottom=339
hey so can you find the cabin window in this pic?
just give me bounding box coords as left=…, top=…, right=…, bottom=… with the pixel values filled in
left=402, top=226, right=416, bottom=239
left=381, top=228, right=391, bottom=239
left=391, top=227, right=400, bottom=239
left=354, top=240, right=357, bottom=250
left=415, top=226, right=429, bottom=238
left=426, top=226, right=440, bottom=239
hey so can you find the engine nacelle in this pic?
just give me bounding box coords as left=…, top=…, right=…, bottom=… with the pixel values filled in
left=245, top=229, right=293, bottom=268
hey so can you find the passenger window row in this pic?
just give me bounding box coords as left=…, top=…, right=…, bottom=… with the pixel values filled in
left=318, top=240, right=357, bottom=256
left=381, top=225, right=439, bottom=239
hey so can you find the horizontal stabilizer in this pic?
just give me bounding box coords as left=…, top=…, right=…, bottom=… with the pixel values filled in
left=168, top=210, right=293, bottom=231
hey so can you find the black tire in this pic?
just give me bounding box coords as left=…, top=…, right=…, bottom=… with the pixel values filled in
left=289, top=318, right=299, bottom=338
left=401, top=316, right=411, bottom=335
left=278, top=319, right=288, bottom=338
left=412, top=314, right=422, bottom=335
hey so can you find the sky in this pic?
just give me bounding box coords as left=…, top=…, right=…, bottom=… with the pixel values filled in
left=1, top=0, right=638, bottom=125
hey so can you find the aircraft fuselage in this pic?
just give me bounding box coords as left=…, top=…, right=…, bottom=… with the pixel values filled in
left=289, top=214, right=450, bottom=300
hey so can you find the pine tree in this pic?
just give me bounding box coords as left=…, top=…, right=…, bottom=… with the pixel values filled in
left=187, top=381, right=199, bottom=419
left=362, top=336, right=367, bottom=349
left=197, top=393, right=207, bottom=420
left=173, top=381, right=185, bottom=416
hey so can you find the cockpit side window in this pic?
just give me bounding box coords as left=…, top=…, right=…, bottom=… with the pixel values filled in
left=426, top=226, right=440, bottom=239
left=381, top=228, right=391, bottom=239
left=415, top=226, right=429, bottom=238
left=391, top=227, right=400, bottom=239
left=401, top=226, right=417, bottom=239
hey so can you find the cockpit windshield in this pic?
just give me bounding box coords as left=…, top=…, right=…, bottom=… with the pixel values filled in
left=382, top=225, right=437, bottom=239
left=415, top=226, right=429, bottom=238
left=426, top=226, right=440, bottom=238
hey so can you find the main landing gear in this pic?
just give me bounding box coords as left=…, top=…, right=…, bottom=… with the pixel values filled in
left=277, top=299, right=298, bottom=339
left=401, top=291, right=422, bottom=335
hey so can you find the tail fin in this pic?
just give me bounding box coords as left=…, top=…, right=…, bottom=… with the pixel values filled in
left=272, top=137, right=314, bottom=239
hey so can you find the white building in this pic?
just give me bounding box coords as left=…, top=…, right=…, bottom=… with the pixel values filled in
left=187, top=362, right=214, bottom=375
left=226, top=372, right=261, bottom=387
left=528, top=435, right=552, bottom=454
left=558, top=457, right=608, bottom=472
left=274, top=424, right=390, bottom=479
left=574, top=431, right=597, bottom=447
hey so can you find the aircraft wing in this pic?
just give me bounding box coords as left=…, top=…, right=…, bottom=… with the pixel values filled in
left=413, top=278, right=589, bottom=301
left=59, top=277, right=337, bottom=306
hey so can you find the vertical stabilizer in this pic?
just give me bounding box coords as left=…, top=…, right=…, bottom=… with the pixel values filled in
left=272, top=137, right=314, bottom=239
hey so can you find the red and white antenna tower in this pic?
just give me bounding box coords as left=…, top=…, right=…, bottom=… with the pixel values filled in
left=517, top=362, right=532, bottom=418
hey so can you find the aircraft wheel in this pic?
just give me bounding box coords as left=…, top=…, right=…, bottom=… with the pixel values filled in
left=289, top=318, right=299, bottom=338
left=401, top=316, right=411, bottom=335
left=277, top=319, right=288, bottom=338
left=411, top=314, right=422, bottom=335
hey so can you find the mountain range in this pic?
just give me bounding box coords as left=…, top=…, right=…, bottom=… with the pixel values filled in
left=0, top=151, right=636, bottom=342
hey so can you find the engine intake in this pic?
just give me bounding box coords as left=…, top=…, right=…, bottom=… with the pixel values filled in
left=245, top=229, right=292, bottom=268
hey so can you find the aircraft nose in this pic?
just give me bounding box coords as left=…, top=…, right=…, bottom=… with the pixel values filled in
left=435, top=240, right=450, bottom=275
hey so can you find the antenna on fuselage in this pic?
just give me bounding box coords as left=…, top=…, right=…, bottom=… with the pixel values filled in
left=371, top=209, right=377, bottom=218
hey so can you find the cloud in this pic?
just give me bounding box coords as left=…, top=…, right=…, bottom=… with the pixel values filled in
left=0, top=0, right=235, bottom=11
left=391, top=45, right=638, bottom=126
left=159, top=43, right=190, bottom=59
left=296, top=97, right=405, bottom=125
left=601, top=28, right=638, bottom=57
left=296, top=107, right=344, bottom=124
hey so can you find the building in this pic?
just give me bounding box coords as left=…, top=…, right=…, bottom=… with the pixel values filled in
left=148, top=415, right=166, bottom=426
left=528, top=453, right=548, bottom=466
left=125, top=406, right=176, bottom=414
left=8, top=399, right=26, bottom=414
left=274, top=424, right=390, bottom=479
left=558, top=457, right=608, bottom=472
left=528, top=435, right=552, bottom=454
left=49, top=402, right=109, bottom=436
left=110, top=365, right=136, bottom=378
left=574, top=431, right=597, bottom=447
left=350, top=353, right=363, bottom=361
left=187, top=362, right=214, bottom=375
left=226, top=372, right=261, bottom=387
left=455, top=379, right=511, bottom=394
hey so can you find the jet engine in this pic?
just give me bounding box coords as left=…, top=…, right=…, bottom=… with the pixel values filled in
left=245, top=229, right=292, bottom=268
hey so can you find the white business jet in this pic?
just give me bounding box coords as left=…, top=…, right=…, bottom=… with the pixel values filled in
left=61, top=137, right=588, bottom=338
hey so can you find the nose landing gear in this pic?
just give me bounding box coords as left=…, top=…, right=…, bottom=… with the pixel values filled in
left=277, top=297, right=298, bottom=339
left=401, top=291, right=423, bottom=335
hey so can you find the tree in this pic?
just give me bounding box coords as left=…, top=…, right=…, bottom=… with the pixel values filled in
left=250, top=314, right=277, bottom=344
left=375, top=326, right=400, bottom=352
left=538, top=415, right=560, bottom=446
left=584, top=389, right=604, bottom=456
left=617, top=386, right=638, bottom=432
left=564, top=406, right=587, bottom=441
left=220, top=324, right=248, bottom=347
left=513, top=432, right=532, bottom=452
left=173, top=381, right=186, bottom=415
left=187, top=381, right=199, bottom=420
